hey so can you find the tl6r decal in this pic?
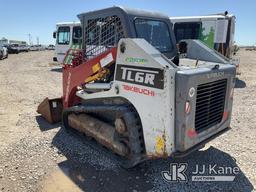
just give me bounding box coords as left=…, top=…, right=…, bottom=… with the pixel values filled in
left=115, top=65, right=164, bottom=89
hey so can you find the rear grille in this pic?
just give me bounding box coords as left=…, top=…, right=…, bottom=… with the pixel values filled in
left=195, top=79, right=227, bottom=132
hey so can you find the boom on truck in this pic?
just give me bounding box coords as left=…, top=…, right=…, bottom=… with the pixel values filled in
left=38, top=7, right=236, bottom=167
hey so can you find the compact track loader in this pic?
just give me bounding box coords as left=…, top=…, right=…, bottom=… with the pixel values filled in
left=37, top=7, right=236, bottom=167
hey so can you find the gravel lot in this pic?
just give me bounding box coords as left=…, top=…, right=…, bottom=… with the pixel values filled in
left=0, top=50, right=255, bottom=192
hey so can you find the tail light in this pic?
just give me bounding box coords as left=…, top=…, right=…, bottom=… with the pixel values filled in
left=223, top=111, right=228, bottom=121
left=185, top=101, right=191, bottom=114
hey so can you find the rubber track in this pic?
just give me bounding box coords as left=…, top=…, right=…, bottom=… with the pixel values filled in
left=62, top=104, right=146, bottom=168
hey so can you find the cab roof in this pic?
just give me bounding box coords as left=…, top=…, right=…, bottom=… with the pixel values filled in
left=77, top=6, right=170, bottom=21
left=56, top=21, right=80, bottom=27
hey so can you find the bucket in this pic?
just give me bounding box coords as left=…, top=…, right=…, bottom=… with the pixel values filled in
left=37, top=97, right=63, bottom=124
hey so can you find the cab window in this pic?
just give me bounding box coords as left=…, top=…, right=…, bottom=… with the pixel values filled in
left=134, top=19, right=173, bottom=53
left=57, top=26, right=70, bottom=45
left=174, top=22, right=201, bottom=42
left=72, top=26, right=82, bottom=44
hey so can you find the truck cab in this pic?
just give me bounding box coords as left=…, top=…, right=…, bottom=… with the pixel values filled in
left=53, top=22, right=82, bottom=63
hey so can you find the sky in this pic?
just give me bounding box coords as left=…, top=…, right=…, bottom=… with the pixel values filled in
left=0, top=0, right=255, bottom=46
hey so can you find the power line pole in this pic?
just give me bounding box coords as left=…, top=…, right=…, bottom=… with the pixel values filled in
left=37, top=37, right=39, bottom=45
left=28, top=34, right=32, bottom=45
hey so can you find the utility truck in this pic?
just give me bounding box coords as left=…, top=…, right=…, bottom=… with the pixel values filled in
left=38, top=7, right=236, bottom=167
left=53, top=22, right=82, bottom=63
left=170, top=12, right=240, bottom=73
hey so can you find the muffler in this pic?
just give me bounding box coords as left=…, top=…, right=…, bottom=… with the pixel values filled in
left=37, top=97, right=63, bottom=123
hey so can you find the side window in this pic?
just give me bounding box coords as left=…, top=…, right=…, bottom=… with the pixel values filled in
left=72, top=26, right=82, bottom=44
left=57, top=26, right=70, bottom=45
left=174, top=22, right=201, bottom=42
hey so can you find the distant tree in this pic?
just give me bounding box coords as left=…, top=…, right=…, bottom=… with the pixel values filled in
left=1, top=37, right=8, bottom=41
left=0, top=37, right=8, bottom=45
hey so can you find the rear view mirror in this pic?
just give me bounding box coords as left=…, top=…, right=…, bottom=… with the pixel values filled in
left=53, top=31, right=56, bottom=39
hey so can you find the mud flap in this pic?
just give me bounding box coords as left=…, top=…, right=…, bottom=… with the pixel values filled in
left=37, top=97, right=63, bottom=124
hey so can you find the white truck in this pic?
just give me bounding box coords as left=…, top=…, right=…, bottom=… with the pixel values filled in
left=170, top=12, right=240, bottom=73
left=53, top=22, right=82, bottom=63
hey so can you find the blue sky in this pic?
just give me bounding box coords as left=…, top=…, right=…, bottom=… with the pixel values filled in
left=0, top=0, right=255, bottom=45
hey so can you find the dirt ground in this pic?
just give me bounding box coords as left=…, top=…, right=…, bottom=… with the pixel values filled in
left=0, top=50, right=255, bottom=192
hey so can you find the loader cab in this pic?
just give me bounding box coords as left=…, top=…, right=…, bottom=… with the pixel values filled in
left=78, top=6, right=177, bottom=60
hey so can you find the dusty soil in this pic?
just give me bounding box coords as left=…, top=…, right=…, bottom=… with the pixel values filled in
left=0, top=50, right=255, bottom=192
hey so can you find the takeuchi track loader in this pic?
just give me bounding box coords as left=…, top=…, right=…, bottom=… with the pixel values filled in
left=37, top=7, right=236, bottom=167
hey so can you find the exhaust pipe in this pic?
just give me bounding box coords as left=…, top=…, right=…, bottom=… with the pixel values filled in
left=37, top=97, right=63, bottom=123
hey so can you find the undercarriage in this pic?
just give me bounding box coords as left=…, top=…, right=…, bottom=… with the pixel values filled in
left=62, top=104, right=146, bottom=167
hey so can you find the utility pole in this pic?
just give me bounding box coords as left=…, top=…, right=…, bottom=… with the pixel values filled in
left=28, top=34, right=32, bottom=45
left=37, top=37, right=39, bottom=45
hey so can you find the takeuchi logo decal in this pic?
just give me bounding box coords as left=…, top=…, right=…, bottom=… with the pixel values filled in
left=125, top=57, right=148, bottom=64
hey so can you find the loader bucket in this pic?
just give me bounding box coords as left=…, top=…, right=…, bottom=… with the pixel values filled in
left=37, top=97, right=63, bottom=124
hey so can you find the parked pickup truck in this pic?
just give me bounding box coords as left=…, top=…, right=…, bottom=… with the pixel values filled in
left=46, top=44, right=55, bottom=50
left=7, top=44, right=29, bottom=54
left=30, top=45, right=39, bottom=51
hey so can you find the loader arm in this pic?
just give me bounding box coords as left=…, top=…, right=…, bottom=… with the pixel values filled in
left=62, top=47, right=117, bottom=108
